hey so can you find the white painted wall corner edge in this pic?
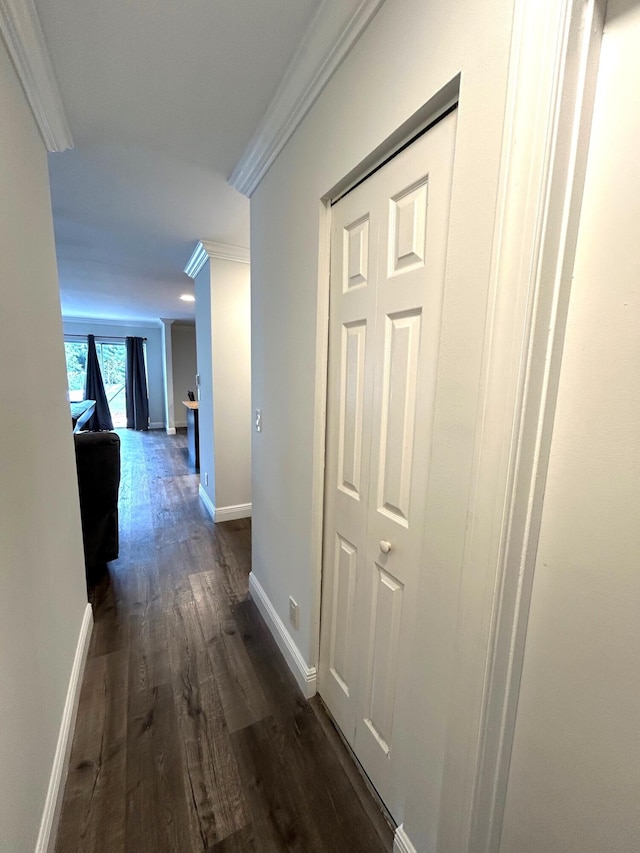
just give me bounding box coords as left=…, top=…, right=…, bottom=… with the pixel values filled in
left=199, top=483, right=216, bottom=520
left=160, top=320, right=175, bottom=435
left=0, top=0, right=73, bottom=151
left=249, top=572, right=317, bottom=699
left=228, top=0, right=387, bottom=197
left=36, top=603, right=92, bottom=853
left=393, top=825, right=418, bottom=853
left=214, top=503, right=252, bottom=522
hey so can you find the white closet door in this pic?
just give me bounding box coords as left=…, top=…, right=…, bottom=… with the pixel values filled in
left=319, top=110, right=457, bottom=819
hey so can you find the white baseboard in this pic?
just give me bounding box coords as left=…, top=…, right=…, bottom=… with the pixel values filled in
left=198, top=490, right=251, bottom=523
left=394, top=824, right=418, bottom=853
left=149, top=421, right=165, bottom=430
left=214, top=502, right=252, bottom=522
left=36, top=603, right=93, bottom=853
left=166, top=426, right=177, bottom=435
left=248, top=572, right=316, bottom=698
left=199, top=483, right=216, bottom=520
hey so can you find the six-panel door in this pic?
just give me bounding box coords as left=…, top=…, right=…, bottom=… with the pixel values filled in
left=319, top=110, right=457, bottom=820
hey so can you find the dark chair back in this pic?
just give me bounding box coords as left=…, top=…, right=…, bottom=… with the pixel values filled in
left=74, top=431, right=121, bottom=588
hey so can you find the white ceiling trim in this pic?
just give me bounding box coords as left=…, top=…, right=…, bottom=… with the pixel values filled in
left=63, top=316, right=163, bottom=329
left=184, top=240, right=250, bottom=279
left=202, top=240, right=250, bottom=264
left=0, top=0, right=73, bottom=151
left=228, top=0, right=387, bottom=197
left=184, top=242, right=209, bottom=279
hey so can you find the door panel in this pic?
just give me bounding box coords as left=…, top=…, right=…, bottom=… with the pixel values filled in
left=345, top=215, right=370, bottom=289
left=321, top=187, right=378, bottom=739
left=328, top=534, right=358, bottom=696
left=377, top=309, right=422, bottom=525
left=363, top=562, right=404, bottom=753
left=389, top=178, right=429, bottom=275
left=319, top=110, right=457, bottom=819
left=338, top=320, right=367, bottom=499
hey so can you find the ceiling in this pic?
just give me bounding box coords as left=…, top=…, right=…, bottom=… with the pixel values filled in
left=36, top=0, right=322, bottom=323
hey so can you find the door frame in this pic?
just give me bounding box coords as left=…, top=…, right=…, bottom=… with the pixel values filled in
left=308, top=0, right=605, bottom=849
left=436, top=2, right=605, bottom=851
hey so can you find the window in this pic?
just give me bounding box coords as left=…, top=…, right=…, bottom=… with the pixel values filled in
left=64, top=338, right=130, bottom=427
left=64, top=340, right=88, bottom=402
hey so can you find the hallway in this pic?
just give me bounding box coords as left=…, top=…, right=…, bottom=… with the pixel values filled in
left=55, top=429, right=391, bottom=852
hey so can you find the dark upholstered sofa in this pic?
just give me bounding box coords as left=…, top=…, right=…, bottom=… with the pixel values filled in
left=73, top=430, right=121, bottom=589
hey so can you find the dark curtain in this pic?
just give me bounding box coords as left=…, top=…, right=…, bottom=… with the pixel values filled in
left=125, top=336, right=149, bottom=431
left=84, top=334, right=114, bottom=431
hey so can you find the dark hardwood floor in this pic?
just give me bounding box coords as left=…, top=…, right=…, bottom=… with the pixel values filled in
left=55, top=428, right=392, bottom=853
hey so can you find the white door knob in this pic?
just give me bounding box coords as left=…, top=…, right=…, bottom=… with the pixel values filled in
left=379, top=540, right=392, bottom=554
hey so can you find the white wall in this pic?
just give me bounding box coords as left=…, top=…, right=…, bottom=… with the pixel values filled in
left=250, top=0, right=515, bottom=847
left=195, top=264, right=216, bottom=504
left=62, top=319, right=166, bottom=428
left=160, top=319, right=175, bottom=431
left=195, top=256, right=251, bottom=517
left=210, top=258, right=251, bottom=514
left=171, top=322, right=197, bottom=428
left=500, top=3, right=640, bottom=851
left=0, top=38, right=88, bottom=853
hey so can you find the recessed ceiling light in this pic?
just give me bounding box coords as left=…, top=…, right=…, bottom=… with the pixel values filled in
left=180, top=294, right=195, bottom=302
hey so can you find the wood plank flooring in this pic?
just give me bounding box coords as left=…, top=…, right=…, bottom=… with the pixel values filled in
left=55, top=429, right=392, bottom=853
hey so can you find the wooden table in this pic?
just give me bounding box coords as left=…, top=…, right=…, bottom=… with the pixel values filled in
left=183, top=401, right=199, bottom=470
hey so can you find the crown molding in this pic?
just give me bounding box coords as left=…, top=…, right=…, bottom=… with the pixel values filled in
left=0, top=0, right=73, bottom=152
left=202, top=240, right=250, bottom=264
left=184, top=242, right=209, bottom=279
left=229, top=0, right=387, bottom=197
left=184, top=240, right=250, bottom=278
left=62, top=316, right=163, bottom=330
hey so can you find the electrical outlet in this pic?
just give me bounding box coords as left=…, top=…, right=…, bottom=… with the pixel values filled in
left=204, top=472, right=209, bottom=486
left=289, top=596, right=299, bottom=630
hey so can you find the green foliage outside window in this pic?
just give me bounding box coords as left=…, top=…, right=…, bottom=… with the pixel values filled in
left=64, top=341, right=87, bottom=394
left=64, top=341, right=129, bottom=425
left=99, top=344, right=126, bottom=387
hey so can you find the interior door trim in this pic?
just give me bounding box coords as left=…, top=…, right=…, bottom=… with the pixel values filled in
left=331, top=101, right=458, bottom=206
left=437, top=2, right=606, bottom=851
